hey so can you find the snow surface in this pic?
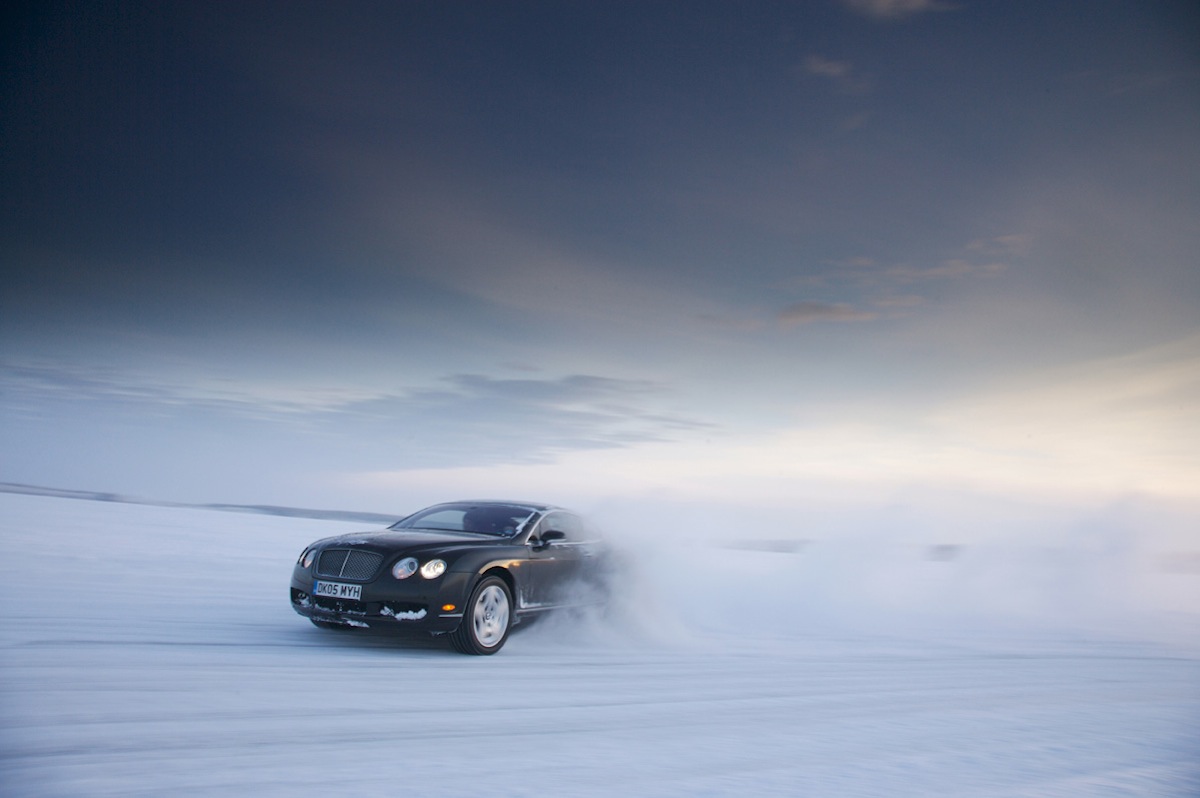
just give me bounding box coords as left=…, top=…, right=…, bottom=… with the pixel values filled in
left=0, top=492, right=1197, bottom=796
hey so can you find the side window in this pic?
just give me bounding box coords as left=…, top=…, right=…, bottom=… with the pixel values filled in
left=541, top=511, right=581, bottom=541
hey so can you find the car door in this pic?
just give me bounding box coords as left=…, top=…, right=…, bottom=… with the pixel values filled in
left=522, top=511, right=586, bottom=608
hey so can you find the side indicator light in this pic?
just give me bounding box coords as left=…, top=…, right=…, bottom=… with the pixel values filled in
left=442, top=604, right=456, bottom=612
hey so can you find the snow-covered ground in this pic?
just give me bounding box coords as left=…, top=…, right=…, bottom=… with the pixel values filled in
left=1, top=492, right=1197, bottom=796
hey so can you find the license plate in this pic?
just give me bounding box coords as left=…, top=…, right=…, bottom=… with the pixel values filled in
left=313, top=581, right=362, bottom=600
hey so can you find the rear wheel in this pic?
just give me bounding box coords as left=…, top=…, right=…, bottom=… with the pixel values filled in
left=450, top=576, right=512, bottom=655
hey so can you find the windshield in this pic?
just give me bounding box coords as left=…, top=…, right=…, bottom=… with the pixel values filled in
left=388, top=503, right=538, bottom=537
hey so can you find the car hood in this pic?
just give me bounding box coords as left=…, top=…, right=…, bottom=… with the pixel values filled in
left=314, top=528, right=510, bottom=554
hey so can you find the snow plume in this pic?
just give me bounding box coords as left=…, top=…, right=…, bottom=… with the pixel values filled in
left=562, top=491, right=1200, bottom=650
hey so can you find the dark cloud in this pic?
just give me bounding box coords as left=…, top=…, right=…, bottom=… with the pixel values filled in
left=803, top=55, right=872, bottom=94
left=0, top=362, right=178, bottom=405
left=0, top=364, right=715, bottom=479
left=331, top=373, right=714, bottom=467
left=885, top=260, right=1007, bottom=282
left=840, top=0, right=955, bottom=20
left=778, top=302, right=878, bottom=326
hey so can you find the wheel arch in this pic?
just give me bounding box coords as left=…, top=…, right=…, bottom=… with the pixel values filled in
left=480, top=565, right=515, bottom=596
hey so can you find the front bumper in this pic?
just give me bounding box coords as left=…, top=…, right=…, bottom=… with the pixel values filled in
left=289, top=565, right=473, bottom=633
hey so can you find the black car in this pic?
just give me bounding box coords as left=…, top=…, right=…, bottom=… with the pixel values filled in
left=290, top=500, right=606, bottom=654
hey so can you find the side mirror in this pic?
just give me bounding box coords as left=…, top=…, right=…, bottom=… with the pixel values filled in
left=539, top=529, right=566, bottom=545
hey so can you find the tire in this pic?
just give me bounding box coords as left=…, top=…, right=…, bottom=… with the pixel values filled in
left=450, top=576, right=513, bottom=655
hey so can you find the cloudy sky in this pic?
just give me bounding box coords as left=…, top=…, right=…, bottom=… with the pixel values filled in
left=2, top=0, right=1198, bottom=514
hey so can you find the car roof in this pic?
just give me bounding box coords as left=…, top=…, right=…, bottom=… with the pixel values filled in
left=429, top=499, right=566, bottom=513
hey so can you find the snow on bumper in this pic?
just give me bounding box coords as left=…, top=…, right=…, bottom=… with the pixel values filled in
left=289, top=566, right=471, bottom=632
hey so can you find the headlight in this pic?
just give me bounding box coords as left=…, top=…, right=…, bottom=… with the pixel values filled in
left=420, top=559, right=447, bottom=579
left=392, top=557, right=419, bottom=579
left=299, top=548, right=316, bottom=569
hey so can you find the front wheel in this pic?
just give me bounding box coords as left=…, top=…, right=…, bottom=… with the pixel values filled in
left=450, top=576, right=512, bottom=655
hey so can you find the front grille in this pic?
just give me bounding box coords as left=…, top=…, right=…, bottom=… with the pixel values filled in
left=316, top=549, right=383, bottom=580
